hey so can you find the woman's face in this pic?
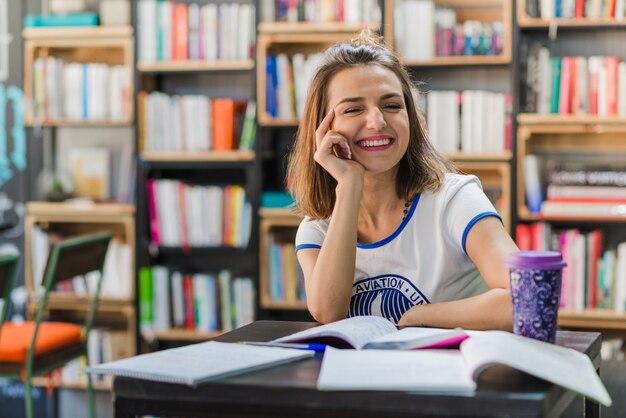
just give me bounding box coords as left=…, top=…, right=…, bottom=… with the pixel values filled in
left=325, top=64, right=410, bottom=176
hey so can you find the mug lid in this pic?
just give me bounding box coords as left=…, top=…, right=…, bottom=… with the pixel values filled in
left=504, top=251, right=567, bottom=270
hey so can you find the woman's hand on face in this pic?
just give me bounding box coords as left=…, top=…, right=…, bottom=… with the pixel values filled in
left=314, top=109, right=364, bottom=184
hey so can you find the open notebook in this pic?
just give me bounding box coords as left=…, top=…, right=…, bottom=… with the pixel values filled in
left=87, top=340, right=313, bottom=387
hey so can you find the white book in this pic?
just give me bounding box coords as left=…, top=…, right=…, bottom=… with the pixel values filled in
left=317, top=331, right=612, bottom=407
left=202, top=4, right=218, bottom=61
left=540, top=0, right=555, bottom=18
left=537, top=47, right=552, bottom=115
left=238, top=5, right=254, bottom=60
left=275, top=316, right=468, bottom=350
left=426, top=92, right=439, bottom=150
left=614, top=242, right=626, bottom=313
left=276, top=54, right=294, bottom=119
left=152, top=266, right=171, bottom=331
left=87, top=341, right=313, bottom=387
left=616, top=0, right=625, bottom=18
left=188, top=3, right=200, bottom=60
left=461, top=90, right=473, bottom=153
left=171, top=271, right=185, bottom=328
left=138, top=0, right=157, bottom=63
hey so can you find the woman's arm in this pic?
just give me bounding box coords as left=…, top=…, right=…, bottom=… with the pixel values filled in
left=398, top=217, right=518, bottom=330
left=297, top=182, right=362, bottom=323
left=297, top=109, right=365, bottom=323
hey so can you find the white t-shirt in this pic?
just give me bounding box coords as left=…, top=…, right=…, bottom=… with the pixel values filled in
left=295, top=173, right=501, bottom=325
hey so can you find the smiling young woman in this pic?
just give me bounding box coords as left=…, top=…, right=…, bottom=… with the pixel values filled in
left=286, top=31, right=518, bottom=331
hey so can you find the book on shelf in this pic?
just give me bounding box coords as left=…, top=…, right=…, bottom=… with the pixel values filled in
left=274, top=316, right=469, bottom=350
left=69, top=148, right=110, bottom=200
left=514, top=222, right=626, bottom=312
left=147, top=180, right=250, bottom=248
left=87, top=340, right=313, bottom=387
left=238, top=100, right=256, bottom=151
left=525, top=0, right=625, bottom=18
left=394, top=1, right=504, bottom=60
left=316, top=330, right=612, bottom=407
left=137, top=0, right=255, bottom=63
left=260, top=0, right=381, bottom=24
left=540, top=200, right=626, bottom=216
left=524, top=45, right=626, bottom=117
left=138, top=266, right=255, bottom=334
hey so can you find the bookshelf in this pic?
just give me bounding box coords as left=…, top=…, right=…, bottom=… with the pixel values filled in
left=385, top=0, right=514, bottom=231
left=22, top=26, right=134, bottom=126
left=20, top=21, right=136, bottom=392
left=515, top=0, right=626, bottom=333
left=255, top=3, right=383, bottom=319
left=133, top=0, right=259, bottom=347
left=258, top=208, right=306, bottom=311
left=23, top=202, right=136, bottom=390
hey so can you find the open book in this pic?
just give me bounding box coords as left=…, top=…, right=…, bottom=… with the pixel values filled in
left=317, top=330, right=612, bottom=407
left=274, top=316, right=469, bottom=350
left=86, top=341, right=313, bottom=387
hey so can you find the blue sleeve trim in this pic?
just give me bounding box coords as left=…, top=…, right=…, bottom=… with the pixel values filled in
left=461, top=212, right=503, bottom=255
left=296, top=244, right=321, bottom=252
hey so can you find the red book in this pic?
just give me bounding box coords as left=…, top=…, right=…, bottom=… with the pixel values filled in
left=515, top=224, right=532, bottom=251
left=605, top=57, right=619, bottom=115
left=173, top=3, right=189, bottom=60
left=569, top=57, right=578, bottom=115
left=212, top=99, right=247, bottom=150
left=558, top=57, right=571, bottom=114
left=575, top=0, right=584, bottom=17
left=183, top=274, right=195, bottom=330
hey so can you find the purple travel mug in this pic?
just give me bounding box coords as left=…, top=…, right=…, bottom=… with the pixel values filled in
left=505, top=251, right=567, bottom=343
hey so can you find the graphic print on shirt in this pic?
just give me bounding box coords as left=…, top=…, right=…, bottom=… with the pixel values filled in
left=348, top=274, right=430, bottom=324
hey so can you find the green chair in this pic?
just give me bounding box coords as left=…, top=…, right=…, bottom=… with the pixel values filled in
left=0, top=253, right=19, bottom=335
left=0, top=232, right=112, bottom=418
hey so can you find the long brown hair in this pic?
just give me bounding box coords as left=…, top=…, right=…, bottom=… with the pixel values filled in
left=287, top=31, right=456, bottom=220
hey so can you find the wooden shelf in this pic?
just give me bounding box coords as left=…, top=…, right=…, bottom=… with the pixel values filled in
left=137, top=59, right=254, bottom=72
left=26, top=201, right=135, bottom=218
left=42, top=293, right=135, bottom=309
left=559, top=310, right=626, bottom=330
left=22, top=26, right=133, bottom=40
left=32, top=377, right=112, bottom=391
left=519, top=17, right=626, bottom=28
left=260, top=300, right=307, bottom=310
left=447, top=151, right=512, bottom=161
left=141, top=150, right=255, bottom=162
left=258, top=117, right=299, bottom=127
left=258, top=22, right=380, bottom=34
left=400, top=54, right=511, bottom=67
left=518, top=208, right=626, bottom=223
left=259, top=207, right=301, bottom=220
left=25, top=119, right=133, bottom=127
left=144, top=329, right=222, bottom=342
left=518, top=113, right=626, bottom=127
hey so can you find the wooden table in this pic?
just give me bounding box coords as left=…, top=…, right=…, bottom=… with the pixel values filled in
left=113, top=320, right=602, bottom=418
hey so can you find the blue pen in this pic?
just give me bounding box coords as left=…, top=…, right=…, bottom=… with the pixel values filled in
left=240, top=341, right=326, bottom=353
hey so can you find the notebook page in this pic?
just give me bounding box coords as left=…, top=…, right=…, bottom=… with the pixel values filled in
left=317, top=347, right=476, bottom=392
left=273, top=316, right=397, bottom=349
left=363, top=327, right=468, bottom=350
left=460, top=331, right=612, bottom=407
left=87, top=341, right=313, bottom=387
